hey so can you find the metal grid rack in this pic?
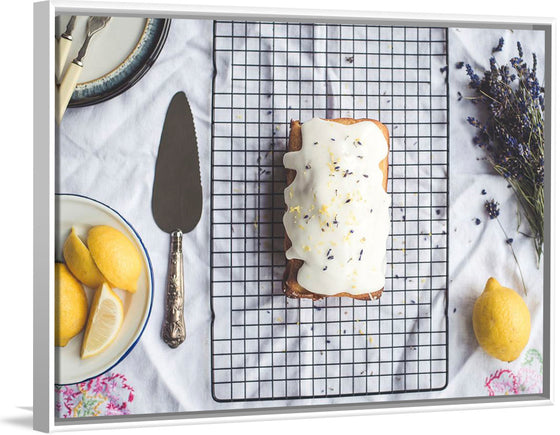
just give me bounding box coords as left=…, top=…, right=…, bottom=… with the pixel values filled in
left=210, top=20, right=449, bottom=402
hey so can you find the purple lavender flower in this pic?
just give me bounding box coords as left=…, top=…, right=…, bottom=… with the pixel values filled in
left=498, top=64, right=512, bottom=84
left=465, top=64, right=481, bottom=88
left=490, top=56, right=498, bottom=72
left=517, top=41, right=524, bottom=57
left=485, top=199, right=500, bottom=219
left=467, top=116, right=483, bottom=129
left=532, top=52, right=538, bottom=74
left=492, top=37, right=505, bottom=53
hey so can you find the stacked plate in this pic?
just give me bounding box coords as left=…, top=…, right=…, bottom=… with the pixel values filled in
left=56, top=15, right=170, bottom=107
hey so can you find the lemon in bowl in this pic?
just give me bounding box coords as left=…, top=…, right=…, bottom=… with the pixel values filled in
left=81, top=282, right=124, bottom=359
left=55, top=263, right=89, bottom=347
left=63, top=227, right=105, bottom=288
left=87, top=225, right=142, bottom=293
left=472, top=277, right=531, bottom=362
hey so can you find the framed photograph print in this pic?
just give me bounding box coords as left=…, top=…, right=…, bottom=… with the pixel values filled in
left=33, top=0, right=554, bottom=431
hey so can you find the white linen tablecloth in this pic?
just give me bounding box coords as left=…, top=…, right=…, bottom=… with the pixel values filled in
left=57, top=19, right=545, bottom=416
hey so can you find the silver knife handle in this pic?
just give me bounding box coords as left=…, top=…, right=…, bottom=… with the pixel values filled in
left=162, top=230, right=186, bottom=348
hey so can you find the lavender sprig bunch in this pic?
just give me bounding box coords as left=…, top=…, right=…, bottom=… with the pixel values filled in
left=464, top=39, right=545, bottom=267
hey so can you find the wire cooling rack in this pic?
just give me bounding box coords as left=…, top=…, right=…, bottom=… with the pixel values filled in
left=210, top=20, right=449, bottom=402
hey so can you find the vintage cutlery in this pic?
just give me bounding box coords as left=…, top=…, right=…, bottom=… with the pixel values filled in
left=56, top=16, right=111, bottom=124
left=152, top=91, right=203, bottom=348
left=56, top=16, right=77, bottom=83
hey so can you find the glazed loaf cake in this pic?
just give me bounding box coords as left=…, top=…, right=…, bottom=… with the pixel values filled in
left=282, top=118, right=390, bottom=300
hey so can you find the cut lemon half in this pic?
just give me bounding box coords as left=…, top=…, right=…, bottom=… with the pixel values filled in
left=81, top=282, right=124, bottom=359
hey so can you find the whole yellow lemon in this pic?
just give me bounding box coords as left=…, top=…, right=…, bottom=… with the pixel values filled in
left=472, top=277, right=531, bottom=362
left=87, top=225, right=142, bottom=293
left=55, top=263, right=88, bottom=347
left=63, top=227, right=105, bottom=288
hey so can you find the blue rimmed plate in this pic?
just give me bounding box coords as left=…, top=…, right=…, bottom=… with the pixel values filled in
left=56, top=16, right=170, bottom=108
left=54, top=193, right=154, bottom=385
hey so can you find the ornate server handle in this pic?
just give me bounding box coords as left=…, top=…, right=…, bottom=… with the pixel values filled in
left=162, top=230, right=185, bottom=348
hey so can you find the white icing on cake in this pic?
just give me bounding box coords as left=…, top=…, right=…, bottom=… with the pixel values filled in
left=283, top=118, right=390, bottom=296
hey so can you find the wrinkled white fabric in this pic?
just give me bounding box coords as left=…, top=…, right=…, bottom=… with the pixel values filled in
left=58, top=19, right=545, bottom=415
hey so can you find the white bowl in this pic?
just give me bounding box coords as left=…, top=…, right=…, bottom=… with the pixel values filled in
left=55, top=194, right=153, bottom=385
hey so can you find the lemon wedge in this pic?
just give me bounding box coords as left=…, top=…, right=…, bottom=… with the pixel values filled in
left=81, top=282, right=124, bottom=359
left=63, top=227, right=105, bottom=288
left=87, top=225, right=142, bottom=293
left=55, top=263, right=88, bottom=347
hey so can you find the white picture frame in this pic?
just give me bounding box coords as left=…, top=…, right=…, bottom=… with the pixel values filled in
left=33, top=1, right=555, bottom=432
